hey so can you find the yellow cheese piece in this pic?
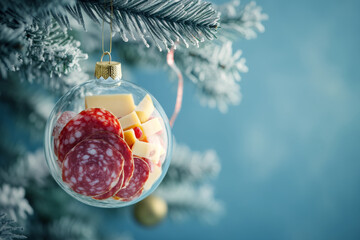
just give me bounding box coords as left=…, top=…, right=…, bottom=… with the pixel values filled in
left=135, top=94, right=155, bottom=123
left=141, top=117, right=162, bottom=137
left=123, top=129, right=136, bottom=147
left=143, top=165, right=162, bottom=191
left=85, top=94, right=135, bottom=118
left=119, top=111, right=141, bottom=130
left=132, top=140, right=161, bottom=164
left=151, top=144, right=163, bottom=164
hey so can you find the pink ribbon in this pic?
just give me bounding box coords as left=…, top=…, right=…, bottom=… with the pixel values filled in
left=166, top=47, right=183, bottom=128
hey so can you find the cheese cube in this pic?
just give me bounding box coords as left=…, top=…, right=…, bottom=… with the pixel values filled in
left=132, top=140, right=161, bottom=164
left=85, top=94, right=135, bottom=118
left=141, top=118, right=162, bottom=137
left=123, top=129, right=136, bottom=147
left=143, top=165, right=162, bottom=191
left=135, top=94, right=155, bottom=123
left=119, top=111, right=141, bottom=130
left=151, top=145, right=163, bottom=164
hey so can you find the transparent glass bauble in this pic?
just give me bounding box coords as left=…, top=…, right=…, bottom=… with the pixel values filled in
left=44, top=77, right=172, bottom=208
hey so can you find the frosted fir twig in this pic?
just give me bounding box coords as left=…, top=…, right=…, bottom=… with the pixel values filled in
left=156, top=184, right=224, bottom=223
left=0, top=184, right=33, bottom=222
left=21, top=22, right=88, bottom=89
left=0, top=25, right=24, bottom=78
left=163, top=142, right=220, bottom=184
left=176, top=41, right=248, bottom=112
left=0, top=213, right=26, bottom=240
left=217, top=1, right=268, bottom=40
left=64, top=0, right=219, bottom=51
left=48, top=217, right=98, bottom=240
left=0, top=21, right=88, bottom=92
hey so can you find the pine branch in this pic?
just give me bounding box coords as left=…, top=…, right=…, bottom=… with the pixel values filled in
left=0, top=213, right=26, bottom=240
left=63, top=0, right=220, bottom=51
left=217, top=1, right=268, bottom=40
left=175, top=41, right=248, bottom=112
left=162, top=142, right=220, bottom=184
left=0, top=184, right=33, bottom=222
left=0, top=25, right=24, bottom=78
left=0, top=22, right=88, bottom=92
left=156, top=142, right=223, bottom=222
left=156, top=184, right=223, bottom=223
left=21, top=22, right=88, bottom=90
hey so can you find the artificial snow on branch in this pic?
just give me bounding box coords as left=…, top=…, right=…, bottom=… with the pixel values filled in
left=0, top=213, right=26, bottom=240
left=64, top=0, right=220, bottom=51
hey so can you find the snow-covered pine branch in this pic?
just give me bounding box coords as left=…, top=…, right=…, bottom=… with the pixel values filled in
left=0, top=213, right=26, bottom=240
left=156, top=184, right=223, bottom=223
left=217, top=1, right=268, bottom=40
left=175, top=41, right=248, bottom=112
left=64, top=0, right=219, bottom=51
left=0, top=184, right=33, bottom=222
left=0, top=21, right=88, bottom=92
left=156, top=142, right=223, bottom=222
left=162, top=142, right=221, bottom=184
left=20, top=22, right=88, bottom=91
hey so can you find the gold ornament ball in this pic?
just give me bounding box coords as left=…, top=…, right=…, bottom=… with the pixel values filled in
left=134, top=195, right=168, bottom=226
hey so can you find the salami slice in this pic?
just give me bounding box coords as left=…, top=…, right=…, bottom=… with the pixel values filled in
left=58, top=108, right=123, bottom=162
left=53, top=111, right=76, bottom=157
left=114, top=158, right=150, bottom=201
left=85, top=131, right=134, bottom=188
left=62, top=139, right=123, bottom=196
left=93, top=170, right=124, bottom=200
left=113, top=187, right=143, bottom=201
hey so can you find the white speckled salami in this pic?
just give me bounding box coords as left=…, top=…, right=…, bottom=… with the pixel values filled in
left=52, top=111, right=76, bottom=157
left=93, top=170, right=124, bottom=200
left=85, top=131, right=134, bottom=190
left=62, top=139, right=123, bottom=197
left=114, top=158, right=150, bottom=201
left=57, top=108, right=123, bottom=162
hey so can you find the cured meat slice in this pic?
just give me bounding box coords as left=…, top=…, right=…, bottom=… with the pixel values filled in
left=93, top=170, right=124, bottom=200
left=85, top=131, right=134, bottom=188
left=53, top=111, right=76, bottom=157
left=62, top=139, right=123, bottom=196
left=114, top=158, right=150, bottom=201
left=58, top=108, right=123, bottom=162
left=113, top=187, right=143, bottom=202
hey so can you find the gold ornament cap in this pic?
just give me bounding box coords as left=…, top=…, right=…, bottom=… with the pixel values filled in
left=95, top=52, right=122, bottom=80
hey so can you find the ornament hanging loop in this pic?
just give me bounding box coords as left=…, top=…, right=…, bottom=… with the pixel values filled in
left=95, top=0, right=121, bottom=80
left=100, top=51, right=112, bottom=63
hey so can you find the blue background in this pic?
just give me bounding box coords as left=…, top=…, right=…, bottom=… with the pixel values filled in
left=107, top=0, right=360, bottom=239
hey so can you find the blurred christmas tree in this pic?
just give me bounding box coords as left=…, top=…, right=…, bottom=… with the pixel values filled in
left=0, top=0, right=267, bottom=238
